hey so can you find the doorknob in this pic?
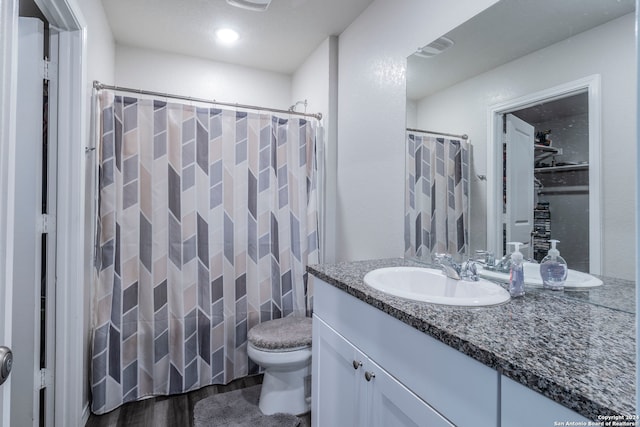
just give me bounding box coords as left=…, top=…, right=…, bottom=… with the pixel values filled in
left=0, top=346, right=12, bottom=386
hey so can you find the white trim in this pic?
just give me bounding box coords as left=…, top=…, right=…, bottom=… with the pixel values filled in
left=34, top=0, right=82, bottom=30
left=44, top=28, right=60, bottom=427
left=54, top=26, right=87, bottom=427
left=81, top=402, right=91, bottom=426
left=0, top=0, right=19, bottom=423
left=486, top=75, right=602, bottom=274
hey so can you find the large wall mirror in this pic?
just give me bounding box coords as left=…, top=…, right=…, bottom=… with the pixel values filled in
left=406, top=0, right=636, bottom=281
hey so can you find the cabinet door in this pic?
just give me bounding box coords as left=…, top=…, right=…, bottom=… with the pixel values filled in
left=312, top=316, right=366, bottom=427
left=366, top=357, right=454, bottom=427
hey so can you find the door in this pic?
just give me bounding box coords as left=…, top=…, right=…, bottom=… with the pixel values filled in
left=12, top=17, right=47, bottom=427
left=312, top=316, right=364, bottom=427
left=505, top=113, right=535, bottom=256
left=367, top=356, right=454, bottom=427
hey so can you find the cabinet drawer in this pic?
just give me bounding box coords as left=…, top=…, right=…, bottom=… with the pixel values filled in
left=313, top=316, right=454, bottom=427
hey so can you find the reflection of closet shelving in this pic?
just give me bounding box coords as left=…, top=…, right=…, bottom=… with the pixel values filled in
left=537, top=185, right=589, bottom=194
left=534, top=144, right=561, bottom=164
left=534, top=163, right=589, bottom=173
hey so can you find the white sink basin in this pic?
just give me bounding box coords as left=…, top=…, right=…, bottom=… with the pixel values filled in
left=363, top=267, right=511, bottom=307
left=477, top=262, right=602, bottom=288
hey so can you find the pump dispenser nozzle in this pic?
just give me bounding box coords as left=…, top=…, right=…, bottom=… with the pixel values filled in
left=507, top=242, right=524, bottom=263
left=548, top=239, right=560, bottom=258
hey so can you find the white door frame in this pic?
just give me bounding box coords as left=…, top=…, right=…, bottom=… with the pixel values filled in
left=486, top=75, right=602, bottom=274
left=0, top=0, right=87, bottom=425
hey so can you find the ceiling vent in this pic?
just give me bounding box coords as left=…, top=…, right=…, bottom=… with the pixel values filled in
left=226, top=0, right=272, bottom=11
left=414, top=36, right=454, bottom=58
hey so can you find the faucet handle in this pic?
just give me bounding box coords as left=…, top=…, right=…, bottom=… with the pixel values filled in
left=460, top=260, right=479, bottom=281
left=474, top=250, right=495, bottom=267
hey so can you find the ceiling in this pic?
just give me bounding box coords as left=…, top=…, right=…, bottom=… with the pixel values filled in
left=513, top=92, right=588, bottom=124
left=100, top=0, right=373, bottom=74
left=407, top=0, right=636, bottom=101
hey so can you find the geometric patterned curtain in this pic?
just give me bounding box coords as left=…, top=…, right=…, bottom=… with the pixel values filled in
left=405, top=132, right=469, bottom=262
left=90, top=91, right=320, bottom=414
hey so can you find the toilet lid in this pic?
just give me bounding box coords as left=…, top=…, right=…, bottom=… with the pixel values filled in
left=248, top=316, right=312, bottom=351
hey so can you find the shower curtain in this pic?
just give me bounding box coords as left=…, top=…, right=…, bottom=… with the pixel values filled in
left=405, top=132, right=469, bottom=261
left=91, top=91, right=320, bottom=414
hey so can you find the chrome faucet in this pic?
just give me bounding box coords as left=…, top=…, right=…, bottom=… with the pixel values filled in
left=475, top=249, right=511, bottom=273
left=434, top=254, right=479, bottom=281
left=493, top=254, right=512, bottom=273
left=434, top=254, right=461, bottom=280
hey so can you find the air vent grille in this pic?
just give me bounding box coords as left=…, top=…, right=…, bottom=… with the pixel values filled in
left=415, top=36, right=454, bottom=58
left=226, top=0, right=272, bottom=11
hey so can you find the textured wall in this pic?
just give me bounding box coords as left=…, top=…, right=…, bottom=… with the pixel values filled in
left=115, top=45, right=291, bottom=109
left=79, top=0, right=116, bottom=419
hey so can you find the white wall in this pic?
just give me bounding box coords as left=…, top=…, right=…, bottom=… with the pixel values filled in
left=115, top=45, right=291, bottom=109
left=83, top=0, right=115, bottom=87
left=291, top=37, right=332, bottom=122
left=415, top=13, right=636, bottom=279
left=77, top=0, right=115, bottom=421
left=335, top=0, right=499, bottom=261
left=291, top=37, right=339, bottom=262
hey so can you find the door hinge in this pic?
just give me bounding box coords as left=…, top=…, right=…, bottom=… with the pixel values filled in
left=38, top=368, right=53, bottom=389
left=38, top=214, right=55, bottom=234
left=42, top=58, right=55, bottom=81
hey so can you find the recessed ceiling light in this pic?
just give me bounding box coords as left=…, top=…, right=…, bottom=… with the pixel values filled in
left=216, top=28, right=239, bottom=44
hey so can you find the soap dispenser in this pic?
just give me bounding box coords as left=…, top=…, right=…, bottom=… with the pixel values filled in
left=507, top=242, right=525, bottom=297
left=539, top=239, right=568, bottom=291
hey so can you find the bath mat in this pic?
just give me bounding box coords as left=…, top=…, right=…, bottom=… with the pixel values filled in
left=193, top=385, right=301, bottom=427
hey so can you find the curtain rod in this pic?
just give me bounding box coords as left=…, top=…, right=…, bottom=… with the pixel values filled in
left=407, top=127, right=468, bottom=140
left=93, top=81, right=323, bottom=121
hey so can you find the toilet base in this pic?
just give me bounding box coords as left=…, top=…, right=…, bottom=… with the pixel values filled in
left=258, top=362, right=311, bottom=416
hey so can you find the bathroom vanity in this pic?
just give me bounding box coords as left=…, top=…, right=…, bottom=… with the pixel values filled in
left=309, top=258, right=635, bottom=427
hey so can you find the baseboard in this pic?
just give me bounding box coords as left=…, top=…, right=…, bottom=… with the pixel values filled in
left=81, top=402, right=90, bottom=426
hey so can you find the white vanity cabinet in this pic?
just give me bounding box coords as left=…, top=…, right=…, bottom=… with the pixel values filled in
left=311, top=276, right=500, bottom=427
left=313, top=316, right=454, bottom=427
left=310, top=271, right=612, bottom=426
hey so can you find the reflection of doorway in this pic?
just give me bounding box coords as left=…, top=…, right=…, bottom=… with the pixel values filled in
left=512, top=92, right=590, bottom=272
left=487, top=76, right=602, bottom=275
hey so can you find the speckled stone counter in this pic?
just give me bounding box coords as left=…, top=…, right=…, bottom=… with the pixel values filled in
left=307, top=258, right=636, bottom=421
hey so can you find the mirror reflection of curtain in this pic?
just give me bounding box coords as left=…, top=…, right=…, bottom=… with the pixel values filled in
left=91, top=91, right=320, bottom=414
left=405, top=132, right=469, bottom=262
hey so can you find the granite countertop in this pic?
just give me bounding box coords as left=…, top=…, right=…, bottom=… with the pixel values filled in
left=307, top=258, right=636, bottom=421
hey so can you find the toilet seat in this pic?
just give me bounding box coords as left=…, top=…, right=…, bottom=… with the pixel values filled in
left=248, top=316, right=312, bottom=351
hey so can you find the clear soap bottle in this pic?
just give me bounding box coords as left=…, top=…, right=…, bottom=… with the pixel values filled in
left=507, top=242, right=525, bottom=298
left=539, top=239, right=568, bottom=291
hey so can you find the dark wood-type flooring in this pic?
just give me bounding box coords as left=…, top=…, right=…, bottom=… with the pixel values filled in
left=85, top=374, right=311, bottom=427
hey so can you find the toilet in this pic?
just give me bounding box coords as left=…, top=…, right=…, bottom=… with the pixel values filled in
left=247, top=316, right=312, bottom=415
